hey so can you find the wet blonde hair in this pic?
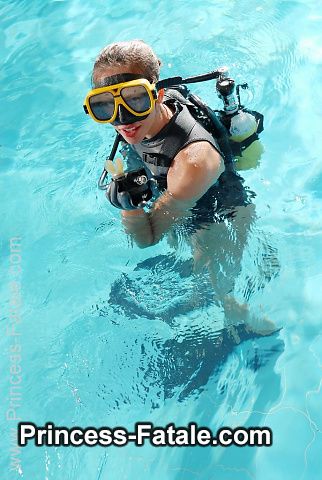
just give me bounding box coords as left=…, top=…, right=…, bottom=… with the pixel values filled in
left=92, top=40, right=162, bottom=86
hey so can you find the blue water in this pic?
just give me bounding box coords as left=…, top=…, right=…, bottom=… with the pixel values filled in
left=1, top=0, right=322, bottom=479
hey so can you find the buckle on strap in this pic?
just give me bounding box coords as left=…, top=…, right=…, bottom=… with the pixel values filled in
left=142, top=152, right=172, bottom=167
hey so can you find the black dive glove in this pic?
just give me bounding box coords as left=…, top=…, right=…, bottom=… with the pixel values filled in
left=106, top=168, right=153, bottom=210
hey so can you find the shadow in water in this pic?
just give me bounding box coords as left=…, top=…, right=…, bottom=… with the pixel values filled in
left=154, top=324, right=283, bottom=403
left=105, top=244, right=280, bottom=323
left=91, top=247, right=284, bottom=478
left=105, top=254, right=214, bottom=322
left=102, top=251, right=283, bottom=406
left=50, top=244, right=285, bottom=480
left=104, top=250, right=284, bottom=477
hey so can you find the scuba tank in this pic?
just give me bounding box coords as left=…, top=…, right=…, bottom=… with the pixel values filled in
left=216, top=68, right=264, bottom=170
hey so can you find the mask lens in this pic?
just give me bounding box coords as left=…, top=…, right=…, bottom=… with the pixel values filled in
left=121, top=85, right=152, bottom=113
left=89, top=92, right=115, bottom=121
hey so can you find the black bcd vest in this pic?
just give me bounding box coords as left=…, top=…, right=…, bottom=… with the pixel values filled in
left=131, top=92, right=234, bottom=190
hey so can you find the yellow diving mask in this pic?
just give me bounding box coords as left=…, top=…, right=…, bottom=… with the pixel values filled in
left=83, top=77, right=158, bottom=124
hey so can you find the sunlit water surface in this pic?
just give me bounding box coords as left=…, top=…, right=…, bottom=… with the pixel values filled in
left=1, top=0, right=322, bottom=479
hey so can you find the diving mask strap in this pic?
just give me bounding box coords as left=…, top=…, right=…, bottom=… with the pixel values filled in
left=98, top=133, right=122, bottom=190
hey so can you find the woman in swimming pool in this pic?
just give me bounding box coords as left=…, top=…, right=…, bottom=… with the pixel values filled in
left=84, top=39, right=276, bottom=334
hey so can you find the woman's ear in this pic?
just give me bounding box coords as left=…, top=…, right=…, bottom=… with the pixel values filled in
left=157, top=88, right=164, bottom=103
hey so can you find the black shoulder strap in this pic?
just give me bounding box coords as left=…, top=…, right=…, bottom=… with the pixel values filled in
left=133, top=100, right=196, bottom=166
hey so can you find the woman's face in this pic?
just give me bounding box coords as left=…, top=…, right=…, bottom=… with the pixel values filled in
left=93, top=64, right=163, bottom=145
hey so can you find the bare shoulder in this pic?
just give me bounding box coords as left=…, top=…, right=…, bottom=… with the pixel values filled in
left=171, top=141, right=223, bottom=172
left=180, top=140, right=222, bottom=159
left=167, top=141, right=224, bottom=201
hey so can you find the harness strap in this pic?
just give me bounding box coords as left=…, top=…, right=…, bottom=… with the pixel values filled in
left=230, top=132, right=260, bottom=156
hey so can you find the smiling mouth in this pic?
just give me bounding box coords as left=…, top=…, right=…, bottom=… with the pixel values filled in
left=118, top=124, right=141, bottom=137
left=122, top=126, right=139, bottom=132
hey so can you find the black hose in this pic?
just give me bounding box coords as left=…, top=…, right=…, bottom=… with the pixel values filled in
left=188, top=93, right=236, bottom=172
left=156, top=70, right=221, bottom=90
left=98, top=133, right=121, bottom=190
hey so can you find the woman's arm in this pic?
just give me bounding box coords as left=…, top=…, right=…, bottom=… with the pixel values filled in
left=121, top=141, right=224, bottom=248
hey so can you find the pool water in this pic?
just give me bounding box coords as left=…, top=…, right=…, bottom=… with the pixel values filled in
left=1, top=0, right=322, bottom=479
